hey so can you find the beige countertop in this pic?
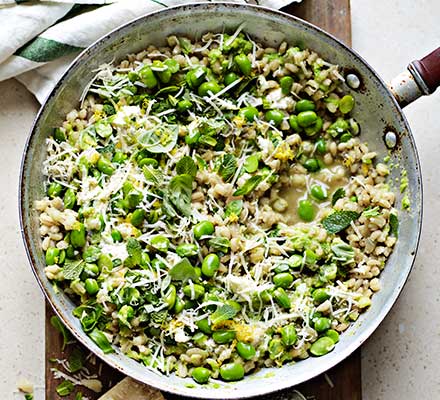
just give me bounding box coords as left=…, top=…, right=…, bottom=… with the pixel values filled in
left=1, top=1, right=439, bottom=399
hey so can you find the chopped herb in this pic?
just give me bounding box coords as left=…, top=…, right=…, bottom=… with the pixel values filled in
left=56, top=380, right=74, bottom=397
left=68, top=347, right=85, bottom=373
left=50, top=315, right=70, bottom=350
left=224, top=200, right=243, bottom=219
left=210, top=304, right=238, bottom=325
left=390, top=213, right=399, bottom=237
left=137, top=124, right=179, bottom=153
left=24, top=395, right=33, bottom=400
left=331, top=242, right=355, bottom=265
left=167, top=174, right=194, bottom=217
left=218, top=154, right=237, bottom=182
left=322, top=211, right=360, bottom=234
left=143, top=165, right=163, bottom=185
left=176, top=156, right=197, bottom=177
left=208, top=237, right=231, bottom=253
left=169, top=258, right=198, bottom=281
left=62, top=259, right=84, bottom=280
left=362, top=206, right=380, bottom=218
left=331, top=188, right=346, bottom=206
left=126, top=238, right=142, bottom=265
left=233, top=175, right=263, bottom=196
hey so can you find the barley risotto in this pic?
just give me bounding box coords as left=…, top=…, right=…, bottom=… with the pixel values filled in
left=36, top=28, right=400, bottom=384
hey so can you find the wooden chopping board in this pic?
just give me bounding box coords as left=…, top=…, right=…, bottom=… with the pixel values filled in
left=45, top=1, right=360, bottom=398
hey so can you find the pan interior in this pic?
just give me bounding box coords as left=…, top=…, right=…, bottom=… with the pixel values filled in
left=20, top=4, right=422, bottom=399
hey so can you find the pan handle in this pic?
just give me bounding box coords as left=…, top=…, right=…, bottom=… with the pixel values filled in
left=388, top=47, right=440, bottom=108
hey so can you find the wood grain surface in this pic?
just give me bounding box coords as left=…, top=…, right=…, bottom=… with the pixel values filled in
left=46, top=1, right=360, bottom=399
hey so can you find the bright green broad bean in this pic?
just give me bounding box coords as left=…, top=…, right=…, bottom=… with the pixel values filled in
left=339, top=94, right=355, bottom=114
left=236, top=341, right=256, bottom=360
left=177, top=99, right=193, bottom=112
left=192, top=367, right=211, bottom=384
left=310, top=336, right=335, bottom=356
left=312, top=288, right=330, bottom=304
left=70, top=223, right=86, bottom=248
left=289, top=115, right=301, bottom=132
left=265, top=109, right=284, bottom=126
left=138, top=158, right=158, bottom=168
left=45, top=247, right=60, bottom=265
left=97, top=157, right=115, bottom=175
left=85, top=278, right=99, bottom=295
left=82, top=263, right=99, bottom=278
left=224, top=72, right=239, bottom=86
left=47, top=182, right=63, bottom=198
left=297, top=110, right=318, bottom=127
left=139, top=66, right=158, bottom=88
left=111, top=229, right=122, bottom=242
left=280, top=324, right=297, bottom=346
left=186, top=66, right=206, bottom=88
left=297, top=200, right=315, bottom=222
left=280, top=76, right=294, bottom=95
left=212, top=330, right=236, bottom=344
left=295, top=99, right=316, bottom=112
left=326, top=329, right=340, bottom=343
left=314, top=317, right=331, bottom=333
left=196, top=318, right=212, bottom=335
left=193, top=220, right=215, bottom=240
left=243, top=154, right=259, bottom=173
left=310, top=185, right=327, bottom=201
left=315, top=138, right=327, bottom=155
left=219, top=363, right=245, bottom=381
left=273, top=287, right=291, bottom=309
left=303, top=158, right=320, bottom=172
left=173, top=297, right=185, bottom=314
left=273, top=272, right=294, bottom=288
left=63, top=188, right=76, bottom=209
left=130, top=209, right=146, bottom=227
left=234, top=54, right=252, bottom=76
left=150, top=235, right=170, bottom=253
left=183, top=284, right=205, bottom=300
left=225, top=299, right=242, bottom=313
left=304, top=116, right=323, bottom=136
left=201, top=253, right=220, bottom=278
left=198, top=81, right=221, bottom=96
left=176, top=243, right=199, bottom=257
left=239, top=106, right=259, bottom=122
left=339, top=132, right=352, bottom=143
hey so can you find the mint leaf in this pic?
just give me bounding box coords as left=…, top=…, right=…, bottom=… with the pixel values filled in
left=137, top=124, right=179, bottom=153
left=224, top=200, right=243, bottom=219
left=50, top=315, right=70, bottom=351
left=390, top=213, right=399, bottom=237
left=176, top=156, right=197, bottom=177
left=63, top=259, right=84, bottom=280
left=143, top=165, right=163, bottom=185
left=167, top=174, right=193, bottom=217
left=219, top=154, right=237, bottom=182
left=210, top=304, right=238, bottom=325
left=89, top=328, right=114, bottom=354
left=169, top=258, right=198, bottom=281
left=68, top=347, right=85, bottom=373
left=233, top=175, right=263, bottom=196
left=322, top=211, right=360, bottom=234
left=331, top=188, right=346, bottom=206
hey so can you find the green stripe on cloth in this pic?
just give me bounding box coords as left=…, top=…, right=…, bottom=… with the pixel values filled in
left=15, top=37, right=83, bottom=63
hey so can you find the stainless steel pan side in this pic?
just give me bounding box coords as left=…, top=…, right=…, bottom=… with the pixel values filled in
left=19, top=3, right=423, bottom=398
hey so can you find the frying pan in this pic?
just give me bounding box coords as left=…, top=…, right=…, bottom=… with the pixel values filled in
left=19, top=3, right=440, bottom=398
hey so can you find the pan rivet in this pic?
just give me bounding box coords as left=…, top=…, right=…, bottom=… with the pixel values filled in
left=347, top=74, right=360, bottom=89
left=384, top=131, right=397, bottom=148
